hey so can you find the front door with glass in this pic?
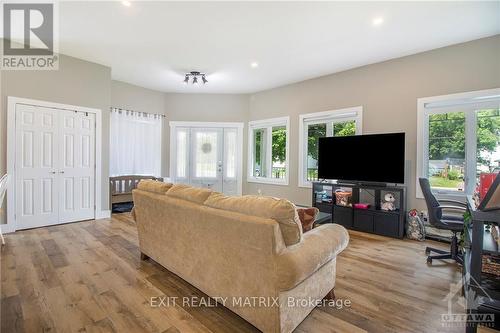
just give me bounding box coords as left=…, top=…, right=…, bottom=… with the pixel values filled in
left=190, top=128, right=223, bottom=192
left=171, top=125, right=240, bottom=196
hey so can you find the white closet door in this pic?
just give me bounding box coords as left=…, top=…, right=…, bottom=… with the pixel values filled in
left=15, top=104, right=60, bottom=229
left=59, top=111, right=96, bottom=222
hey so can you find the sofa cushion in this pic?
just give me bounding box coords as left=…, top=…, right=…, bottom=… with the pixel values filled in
left=204, top=192, right=302, bottom=246
left=167, top=184, right=212, bottom=204
left=137, top=180, right=172, bottom=194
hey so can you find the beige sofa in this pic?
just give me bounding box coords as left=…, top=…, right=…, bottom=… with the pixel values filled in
left=132, top=181, right=349, bottom=333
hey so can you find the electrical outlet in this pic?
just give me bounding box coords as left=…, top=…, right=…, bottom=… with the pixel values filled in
left=257, top=189, right=262, bottom=195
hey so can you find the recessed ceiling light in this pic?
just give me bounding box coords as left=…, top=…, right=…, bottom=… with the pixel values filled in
left=122, top=1, right=131, bottom=7
left=372, top=17, right=384, bottom=26
left=251, top=62, right=259, bottom=68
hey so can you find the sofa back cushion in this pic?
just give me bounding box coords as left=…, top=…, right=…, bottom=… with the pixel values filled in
left=167, top=183, right=212, bottom=204
left=137, top=179, right=172, bottom=194
left=204, top=192, right=302, bottom=246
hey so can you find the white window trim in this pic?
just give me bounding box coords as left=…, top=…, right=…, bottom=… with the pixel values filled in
left=298, top=106, right=363, bottom=188
left=416, top=88, right=500, bottom=199
left=247, top=116, right=290, bottom=186
left=169, top=121, right=244, bottom=195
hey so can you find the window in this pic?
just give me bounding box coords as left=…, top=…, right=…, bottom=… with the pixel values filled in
left=417, top=88, right=500, bottom=197
left=176, top=128, right=188, bottom=179
left=109, top=108, right=163, bottom=176
left=299, top=107, right=363, bottom=187
left=427, top=112, right=466, bottom=191
left=224, top=129, right=237, bottom=179
left=248, top=117, right=290, bottom=185
left=477, top=109, right=500, bottom=177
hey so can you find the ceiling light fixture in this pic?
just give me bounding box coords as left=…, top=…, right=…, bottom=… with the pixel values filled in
left=183, top=71, right=208, bottom=85
left=122, top=1, right=131, bottom=7
left=251, top=62, right=259, bottom=68
left=372, top=17, right=384, bottom=26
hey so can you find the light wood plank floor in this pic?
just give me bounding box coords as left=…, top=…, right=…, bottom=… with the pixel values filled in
left=0, top=213, right=486, bottom=333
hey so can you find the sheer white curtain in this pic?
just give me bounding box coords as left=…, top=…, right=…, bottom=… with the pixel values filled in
left=110, top=108, right=163, bottom=176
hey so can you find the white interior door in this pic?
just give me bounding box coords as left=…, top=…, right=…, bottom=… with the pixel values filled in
left=15, top=105, right=96, bottom=229
left=15, top=104, right=60, bottom=229
left=190, top=128, right=223, bottom=192
left=59, top=111, right=96, bottom=223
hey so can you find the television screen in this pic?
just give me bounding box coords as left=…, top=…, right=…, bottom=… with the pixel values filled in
left=317, top=133, right=405, bottom=184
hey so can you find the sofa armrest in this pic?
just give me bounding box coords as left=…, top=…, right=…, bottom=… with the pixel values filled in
left=276, top=224, right=349, bottom=291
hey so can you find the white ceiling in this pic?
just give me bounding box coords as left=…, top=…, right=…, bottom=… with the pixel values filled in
left=59, top=1, right=500, bottom=94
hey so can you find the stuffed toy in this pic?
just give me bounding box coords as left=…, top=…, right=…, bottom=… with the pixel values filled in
left=335, top=191, right=352, bottom=207
left=406, top=209, right=425, bottom=241
left=381, top=192, right=396, bottom=211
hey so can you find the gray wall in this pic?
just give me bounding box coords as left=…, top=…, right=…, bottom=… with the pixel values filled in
left=244, top=35, right=500, bottom=210
left=111, top=80, right=166, bottom=115
left=110, top=83, right=249, bottom=177
left=163, top=93, right=249, bottom=178
left=1, top=52, right=112, bottom=218
left=2, top=35, right=498, bottom=222
left=110, top=80, right=169, bottom=175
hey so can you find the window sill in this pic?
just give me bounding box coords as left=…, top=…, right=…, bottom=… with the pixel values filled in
left=432, top=189, right=468, bottom=197
left=247, top=177, right=289, bottom=186
left=298, top=181, right=313, bottom=188
left=416, top=188, right=469, bottom=200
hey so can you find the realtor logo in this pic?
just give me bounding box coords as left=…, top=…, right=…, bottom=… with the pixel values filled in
left=1, top=2, right=58, bottom=69
left=441, top=273, right=495, bottom=328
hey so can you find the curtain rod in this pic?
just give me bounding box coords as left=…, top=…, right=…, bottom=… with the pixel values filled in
left=110, top=107, right=166, bottom=118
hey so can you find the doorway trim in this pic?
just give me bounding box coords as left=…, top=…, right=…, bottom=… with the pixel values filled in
left=6, top=96, right=107, bottom=233
left=169, top=121, right=244, bottom=195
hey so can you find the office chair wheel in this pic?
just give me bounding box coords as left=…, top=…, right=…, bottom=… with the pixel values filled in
left=427, top=257, right=432, bottom=264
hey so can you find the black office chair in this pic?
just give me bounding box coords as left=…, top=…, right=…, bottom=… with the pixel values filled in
left=419, top=178, right=466, bottom=264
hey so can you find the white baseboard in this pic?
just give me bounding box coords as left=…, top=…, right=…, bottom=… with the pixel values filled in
left=0, top=211, right=111, bottom=234
left=96, top=210, right=111, bottom=219
left=1, top=224, right=16, bottom=234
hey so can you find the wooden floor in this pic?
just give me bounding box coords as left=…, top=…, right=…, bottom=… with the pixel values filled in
left=0, top=213, right=484, bottom=333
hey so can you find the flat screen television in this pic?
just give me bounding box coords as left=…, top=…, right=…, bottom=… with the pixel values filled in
left=317, top=133, right=405, bottom=184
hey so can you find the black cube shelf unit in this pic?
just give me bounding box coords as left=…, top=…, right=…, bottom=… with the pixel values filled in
left=312, top=181, right=406, bottom=238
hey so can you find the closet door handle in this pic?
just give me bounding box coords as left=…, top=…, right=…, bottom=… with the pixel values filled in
left=59, top=171, right=65, bottom=174
left=49, top=171, right=56, bottom=174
